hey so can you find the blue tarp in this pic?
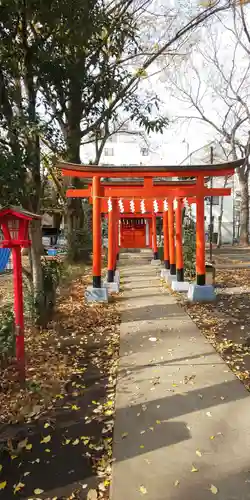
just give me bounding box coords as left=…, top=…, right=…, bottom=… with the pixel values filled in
left=0, top=248, right=11, bottom=272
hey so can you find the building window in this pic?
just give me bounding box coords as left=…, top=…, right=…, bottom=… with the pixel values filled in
left=104, top=148, right=114, bottom=156
left=141, top=147, right=149, bottom=156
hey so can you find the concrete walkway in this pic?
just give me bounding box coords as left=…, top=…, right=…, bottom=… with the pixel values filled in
left=111, top=254, right=250, bottom=500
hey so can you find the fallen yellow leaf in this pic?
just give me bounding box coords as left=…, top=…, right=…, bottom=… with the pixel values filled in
left=0, top=481, right=7, bottom=490
left=26, top=444, right=32, bottom=451
left=72, top=439, right=79, bottom=445
left=40, top=435, right=51, bottom=444
left=63, top=438, right=71, bottom=445
left=14, top=482, right=25, bottom=493
left=196, top=450, right=202, bottom=457
left=45, top=448, right=51, bottom=453
left=104, top=410, right=113, bottom=416
left=139, top=485, right=147, bottom=494
left=174, top=480, right=180, bottom=487
left=44, top=423, right=50, bottom=429
left=210, top=484, right=218, bottom=494
left=140, top=445, right=144, bottom=449
left=71, top=405, right=80, bottom=411
left=34, top=488, right=44, bottom=495
left=191, top=465, right=198, bottom=472
left=121, top=432, right=128, bottom=438
left=24, top=472, right=30, bottom=477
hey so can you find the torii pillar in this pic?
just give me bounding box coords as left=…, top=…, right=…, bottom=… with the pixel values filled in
left=163, top=208, right=170, bottom=270
left=152, top=212, right=158, bottom=260
left=171, top=198, right=190, bottom=292
left=168, top=199, right=176, bottom=278
left=104, top=198, right=119, bottom=293
left=188, top=175, right=216, bottom=301
left=160, top=205, right=170, bottom=279
left=85, top=176, right=109, bottom=302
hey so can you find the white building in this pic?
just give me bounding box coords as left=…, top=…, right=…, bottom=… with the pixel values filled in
left=80, top=124, right=163, bottom=166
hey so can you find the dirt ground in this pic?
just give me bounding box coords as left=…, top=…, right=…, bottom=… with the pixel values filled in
left=0, top=266, right=120, bottom=500
left=173, top=248, right=250, bottom=395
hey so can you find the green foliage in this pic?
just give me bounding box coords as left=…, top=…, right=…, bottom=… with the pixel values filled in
left=183, top=222, right=196, bottom=278
left=0, top=305, right=15, bottom=359
left=23, top=257, right=65, bottom=327
left=157, top=245, right=164, bottom=261
left=41, top=256, right=64, bottom=289
left=67, top=227, right=92, bottom=263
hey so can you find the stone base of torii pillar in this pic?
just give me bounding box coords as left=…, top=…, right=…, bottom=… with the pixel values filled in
left=188, top=283, right=216, bottom=302
left=85, top=286, right=108, bottom=303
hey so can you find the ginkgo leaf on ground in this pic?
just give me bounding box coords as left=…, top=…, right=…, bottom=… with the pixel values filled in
left=40, top=435, right=51, bottom=444
left=191, top=465, right=198, bottom=472
left=196, top=450, right=202, bottom=457
left=34, top=488, right=44, bottom=495
left=26, top=443, right=32, bottom=450
left=210, top=484, right=218, bottom=494
left=139, top=485, right=147, bottom=494
left=14, top=482, right=25, bottom=493
left=174, top=480, right=180, bottom=487
left=0, top=481, right=6, bottom=490
left=72, top=439, right=79, bottom=445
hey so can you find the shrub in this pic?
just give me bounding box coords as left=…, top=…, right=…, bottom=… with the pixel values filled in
left=183, top=223, right=196, bottom=279
left=0, top=305, right=15, bottom=360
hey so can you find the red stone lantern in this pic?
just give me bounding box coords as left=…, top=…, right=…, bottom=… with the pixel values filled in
left=0, top=206, right=41, bottom=383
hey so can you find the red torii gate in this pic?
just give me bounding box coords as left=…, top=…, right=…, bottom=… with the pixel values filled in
left=58, top=160, right=243, bottom=301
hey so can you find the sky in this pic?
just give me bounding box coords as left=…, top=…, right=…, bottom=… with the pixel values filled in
left=81, top=1, right=250, bottom=167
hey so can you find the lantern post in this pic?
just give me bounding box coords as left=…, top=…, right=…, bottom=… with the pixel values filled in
left=0, top=207, right=41, bottom=384
left=12, top=246, right=25, bottom=382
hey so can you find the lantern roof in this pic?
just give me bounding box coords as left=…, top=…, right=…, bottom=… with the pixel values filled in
left=0, top=206, right=41, bottom=221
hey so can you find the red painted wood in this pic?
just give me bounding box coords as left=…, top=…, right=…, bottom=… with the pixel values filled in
left=12, top=246, right=25, bottom=383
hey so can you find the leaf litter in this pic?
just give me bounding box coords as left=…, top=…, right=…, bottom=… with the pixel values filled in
left=167, top=268, right=250, bottom=395
left=0, top=266, right=120, bottom=499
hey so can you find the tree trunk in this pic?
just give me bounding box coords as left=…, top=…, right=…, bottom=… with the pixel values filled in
left=65, top=81, right=86, bottom=262
left=29, top=219, right=45, bottom=322
left=238, top=167, right=249, bottom=245
left=217, top=177, right=228, bottom=248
